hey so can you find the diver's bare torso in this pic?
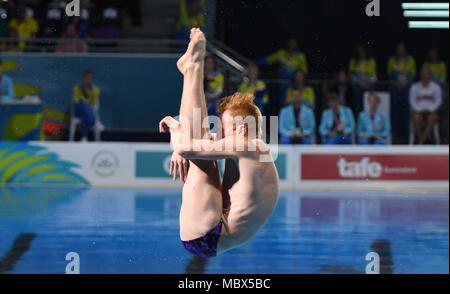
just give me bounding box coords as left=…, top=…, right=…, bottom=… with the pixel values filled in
left=218, top=139, right=279, bottom=253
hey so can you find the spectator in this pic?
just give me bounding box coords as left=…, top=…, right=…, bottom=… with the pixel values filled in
left=279, top=88, right=315, bottom=144
left=0, top=61, right=16, bottom=102
left=285, top=70, right=315, bottom=108
left=8, top=6, right=39, bottom=51
left=68, top=16, right=90, bottom=39
left=239, top=63, right=268, bottom=113
left=72, top=70, right=101, bottom=142
left=177, top=0, right=205, bottom=43
left=329, top=70, right=355, bottom=111
left=260, top=38, right=308, bottom=102
left=261, top=38, right=308, bottom=78
left=204, top=55, right=224, bottom=116
left=55, top=24, right=88, bottom=53
left=424, top=47, right=447, bottom=85
left=388, top=43, right=416, bottom=142
left=409, top=67, right=443, bottom=145
left=349, top=44, right=377, bottom=114
left=319, top=93, right=355, bottom=145
left=357, top=92, right=391, bottom=145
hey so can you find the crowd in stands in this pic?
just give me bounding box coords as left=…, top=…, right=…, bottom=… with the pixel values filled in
left=203, top=39, right=447, bottom=145
left=0, top=0, right=142, bottom=52
left=1, top=0, right=204, bottom=52
left=1, top=1, right=447, bottom=145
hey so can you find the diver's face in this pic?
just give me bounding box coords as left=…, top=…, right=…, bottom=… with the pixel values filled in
left=221, top=111, right=237, bottom=139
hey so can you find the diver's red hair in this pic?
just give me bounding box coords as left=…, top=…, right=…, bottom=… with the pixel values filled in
left=217, top=92, right=262, bottom=137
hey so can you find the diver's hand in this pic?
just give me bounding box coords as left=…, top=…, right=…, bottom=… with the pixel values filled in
left=159, top=116, right=180, bottom=133
left=170, top=152, right=189, bottom=182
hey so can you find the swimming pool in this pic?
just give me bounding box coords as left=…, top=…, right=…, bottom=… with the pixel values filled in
left=0, top=188, right=448, bottom=274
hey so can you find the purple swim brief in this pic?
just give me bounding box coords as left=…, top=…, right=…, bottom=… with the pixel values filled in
left=181, top=221, right=223, bottom=258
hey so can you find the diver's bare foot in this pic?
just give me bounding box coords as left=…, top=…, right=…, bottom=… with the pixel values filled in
left=177, top=50, right=191, bottom=75
left=190, top=28, right=206, bottom=63
left=177, top=28, right=206, bottom=75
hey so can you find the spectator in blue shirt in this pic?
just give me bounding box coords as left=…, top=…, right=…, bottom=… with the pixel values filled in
left=320, top=93, right=355, bottom=145
left=0, top=61, right=16, bottom=102
left=357, top=92, right=391, bottom=145
left=279, top=88, right=315, bottom=144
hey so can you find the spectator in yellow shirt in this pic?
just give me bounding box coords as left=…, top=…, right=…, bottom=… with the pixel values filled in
left=261, top=38, right=308, bottom=78
left=388, top=43, right=416, bottom=87
left=177, top=0, right=205, bottom=44
left=239, top=63, right=269, bottom=113
left=285, top=70, right=316, bottom=108
left=349, top=44, right=377, bottom=114
left=424, top=47, right=447, bottom=85
left=204, top=55, right=224, bottom=116
left=8, top=7, right=39, bottom=51
left=259, top=38, right=308, bottom=105
left=72, top=70, right=101, bottom=142
left=387, top=43, right=416, bottom=142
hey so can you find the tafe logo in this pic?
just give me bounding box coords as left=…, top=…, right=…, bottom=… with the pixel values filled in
left=337, top=157, right=382, bottom=178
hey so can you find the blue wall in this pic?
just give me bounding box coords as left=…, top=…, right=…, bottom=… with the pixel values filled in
left=1, top=54, right=183, bottom=130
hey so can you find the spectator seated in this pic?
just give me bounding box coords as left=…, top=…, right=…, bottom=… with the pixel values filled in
left=285, top=70, right=315, bottom=108
left=239, top=63, right=268, bottom=114
left=279, top=88, right=315, bottom=145
left=409, top=67, right=443, bottom=145
left=320, top=93, right=355, bottom=145
left=70, top=70, right=103, bottom=142
left=358, top=92, right=391, bottom=145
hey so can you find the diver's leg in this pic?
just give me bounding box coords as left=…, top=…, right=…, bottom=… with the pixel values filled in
left=176, top=28, right=223, bottom=241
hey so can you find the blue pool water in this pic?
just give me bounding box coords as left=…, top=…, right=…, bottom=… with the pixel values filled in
left=0, top=188, right=448, bottom=274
